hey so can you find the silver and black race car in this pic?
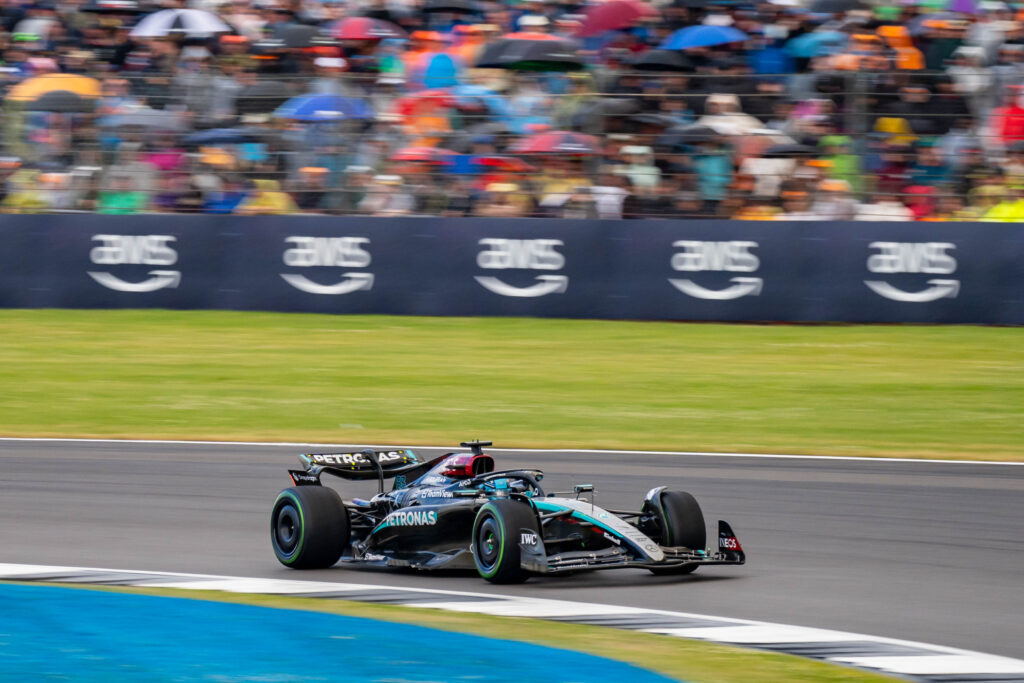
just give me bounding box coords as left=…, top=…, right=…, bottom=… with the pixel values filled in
left=271, top=441, right=745, bottom=583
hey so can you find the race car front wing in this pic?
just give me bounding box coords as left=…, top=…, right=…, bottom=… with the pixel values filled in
left=522, top=520, right=745, bottom=574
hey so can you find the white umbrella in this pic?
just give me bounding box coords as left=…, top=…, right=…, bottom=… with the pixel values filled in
left=130, top=8, right=230, bottom=38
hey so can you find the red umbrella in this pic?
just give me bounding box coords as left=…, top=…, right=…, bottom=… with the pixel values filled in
left=503, top=32, right=561, bottom=40
left=509, top=131, right=603, bottom=155
left=477, top=156, right=536, bottom=172
left=394, top=89, right=455, bottom=118
left=332, top=17, right=406, bottom=41
left=390, top=146, right=457, bottom=163
left=575, top=0, right=659, bottom=38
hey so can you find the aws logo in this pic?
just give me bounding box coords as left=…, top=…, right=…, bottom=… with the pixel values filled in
left=669, top=240, right=763, bottom=300
left=865, top=242, right=959, bottom=303
left=280, top=236, right=374, bottom=295
left=475, top=238, right=568, bottom=298
left=88, top=234, right=181, bottom=293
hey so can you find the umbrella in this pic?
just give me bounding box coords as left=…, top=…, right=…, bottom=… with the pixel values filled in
left=907, top=11, right=958, bottom=35
left=784, top=31, right=848, bottom=58
left=948, top=0, right=978, bottom=12
left=503, top=32, right=561, bottom=40
left=80, top=0, right=143, bottom=12
left=332, top=16, right=406, bottom=40
left=6, top=73, right=101, bottom=102
left=236, top=81, right=293, bottom=115
left=475, top=38, right=584, bottom=71
left=274, top=94, right=373, bottom=122
left=660, top=25, right=748, bottom=50
left=808, top=0, right=867, bottom=12
left=182, top=128, right=262, bottom=147
left=390, top=146, right=457, bottom=163
left=762, top=143, right=816, bottom=158
left=656, top=123, right=718, bottom=148
left=576, top=0, right=659, bottom=38
left=627, top=49, right=695, bottom=72
left=422, top=54, right=460, bottom=89
left=276, top=23, right=320, bottom=49
left=422, top=0, right=481, bottom=13
left=628, top=113, right=682, bottom=128
left=395, top=89, right=455, bottom=118
left=130, top=8, right=230, bottom=37
left=510, top=130, right=602, bottom=154
left=99, top=108, right=185, bottom=131
left=477, top=156, right=536, bottom=172
left=27, top=90, right=95, bottom=113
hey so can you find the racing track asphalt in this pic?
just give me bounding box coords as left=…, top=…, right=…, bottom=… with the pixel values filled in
left=1, top=440, right=1021, bottom=659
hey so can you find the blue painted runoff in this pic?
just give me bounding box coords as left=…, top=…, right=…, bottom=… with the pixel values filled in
left=0, top=583, right=678, bottom=682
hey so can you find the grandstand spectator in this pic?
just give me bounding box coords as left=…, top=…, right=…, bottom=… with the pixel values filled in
left=97, top=172, right=147, bottom=214
left=856, top=190, right=914, bottom=222
left=778, top=189, right=818, bottom=221
left=475, top=182, right=531, bottom=217
left=3, top=0, right=1024, bottom=221
left=359, top=174, right=415, bottom=216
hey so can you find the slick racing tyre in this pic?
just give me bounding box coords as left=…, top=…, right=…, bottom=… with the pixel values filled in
left=472, top=500, right=539, bottom=584
left=271, top=486, right=349, bottom=569
left=645, top=490, right=706, bottom=576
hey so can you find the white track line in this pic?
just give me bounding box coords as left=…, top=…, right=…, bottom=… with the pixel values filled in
left=2, top=563, right=1023, bottom=680
left=1, top=437, right=1020, bottom=466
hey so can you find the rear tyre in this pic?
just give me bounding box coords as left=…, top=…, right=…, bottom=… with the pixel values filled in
left=472, top=500, right=538, bottom=584
left=645, top=490, right=705, bottom=576
left=271, top=486, right=349, bottom=569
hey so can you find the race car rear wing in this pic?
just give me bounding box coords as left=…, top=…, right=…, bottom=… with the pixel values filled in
left=291, top=449, right=422, bottom=492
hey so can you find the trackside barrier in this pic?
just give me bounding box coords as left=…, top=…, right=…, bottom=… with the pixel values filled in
left=1, top=215, right=1021, bottom=324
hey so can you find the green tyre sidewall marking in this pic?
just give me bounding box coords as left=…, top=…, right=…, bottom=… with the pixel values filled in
left=477, top=502, right=504, bottom=579
left=274, top=491, right=306, bottom=565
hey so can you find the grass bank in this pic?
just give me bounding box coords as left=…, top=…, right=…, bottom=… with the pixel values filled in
left=1, top=310, right=1021, bottom=459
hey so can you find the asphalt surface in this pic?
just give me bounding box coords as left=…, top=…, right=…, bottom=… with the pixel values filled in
left=1, top=440, right=1022, bottom=659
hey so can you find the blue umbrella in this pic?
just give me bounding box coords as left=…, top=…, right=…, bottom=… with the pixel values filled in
left=659, top=25, right=747, bottom=50
left=423, top=54, right=459, bottom=89
left=785, top=31, right=848, bottom=58
left=181, top=127, right=260, bottom=146
left=273, top=94, right=373, bottom=122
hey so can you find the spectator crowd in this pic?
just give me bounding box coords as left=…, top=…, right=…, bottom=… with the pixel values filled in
left=5, top=0, right=1024, bottom=220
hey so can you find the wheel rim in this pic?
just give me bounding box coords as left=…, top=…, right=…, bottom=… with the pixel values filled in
left=274, top=504, right=300, bottom=555
left=475, top=517, right=500, bottom=571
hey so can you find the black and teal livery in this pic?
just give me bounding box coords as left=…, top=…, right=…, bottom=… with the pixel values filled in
left=271, top=441, right=745, bottom=583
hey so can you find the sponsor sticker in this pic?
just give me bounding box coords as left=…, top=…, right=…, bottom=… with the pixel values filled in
left=719, top=536, right=742, bottom=551
left=417, top=488, right=454, bottom=499
left=311, top=451, right=408, bottom=466
left=520, top=531, right=539, bottom=546
left=378, top=510, right=438, bottom=528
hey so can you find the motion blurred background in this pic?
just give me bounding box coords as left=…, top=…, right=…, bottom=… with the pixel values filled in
left=4, top=0, right=1024, bottom=220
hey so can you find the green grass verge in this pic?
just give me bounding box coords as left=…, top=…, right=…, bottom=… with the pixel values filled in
left=15, top=582, right=898, bottom=683
left=1, top=309, right=1022, bottom=459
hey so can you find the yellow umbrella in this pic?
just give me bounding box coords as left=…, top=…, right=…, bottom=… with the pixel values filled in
left=6, top=73, right=102, bottom=102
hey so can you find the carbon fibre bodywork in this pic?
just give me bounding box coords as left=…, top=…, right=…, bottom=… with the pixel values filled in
left=280, top=442, right=745, bottom=577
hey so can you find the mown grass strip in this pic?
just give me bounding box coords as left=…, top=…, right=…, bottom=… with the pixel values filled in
left=11, top=582, right=899, bottom=683
left=1, top=310, right=1021, bottom=459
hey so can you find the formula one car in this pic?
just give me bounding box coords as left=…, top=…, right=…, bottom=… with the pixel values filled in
left=270, top=441, right=745, bottom=583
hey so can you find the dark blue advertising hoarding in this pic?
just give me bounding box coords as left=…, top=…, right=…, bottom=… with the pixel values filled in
left=0, top=215, right=1021, bottom=325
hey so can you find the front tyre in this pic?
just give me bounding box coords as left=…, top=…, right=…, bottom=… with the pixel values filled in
left=271, top=486, right=349, bottom=569
left=472, top=500, right=538, bottom=584
left=644, top=490, right=706, bottom=576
